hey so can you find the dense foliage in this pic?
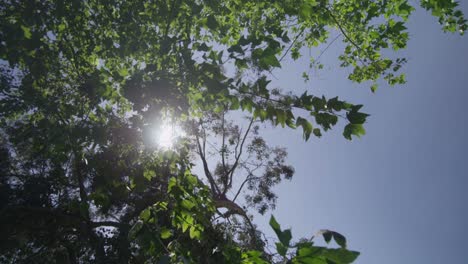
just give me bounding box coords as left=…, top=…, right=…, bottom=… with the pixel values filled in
left=0, top=0, right=465, bottom=263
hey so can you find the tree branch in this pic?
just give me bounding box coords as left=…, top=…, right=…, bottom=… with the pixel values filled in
left=195, top=131, right=220, bottom=195
left=225, top=118, right=254, bottom=194
left=232, top=175, right=262, bottom=203
left=220, top=110, right=228, bottom=192
left=213, top=198, right=257, bottom=243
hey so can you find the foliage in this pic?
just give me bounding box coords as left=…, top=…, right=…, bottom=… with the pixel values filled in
left=190, top=110, right=295, bottom=215
left=0, top=0, right=465, bottom=263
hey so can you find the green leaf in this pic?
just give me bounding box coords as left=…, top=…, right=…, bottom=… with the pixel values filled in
left=276, top=242, right=288, bottom=256
left=346, top=111, right=369, bottom=124
left=189, top=226, right=201, bottom=239
left=323, top=231, right=332, bottom=243
left=118, top=67, right=129, bottom=77
left=240, top=98, right=254, bottom=112
left=168, top=177, right=177, bottom=192
left=296, top=117, right=313, bottom=140
left=313, top=128, right=322, bottom=137
left=333, top=232, right=347, bottom=249
left=344, top=123, right=366, bottom=139
left=143, top=170, right=156, bottom=181
left=260, top=54, right=281, bottom=68
left=21, top=25, right=32, bottom=39
left=280, top=229, right=292, bottom=247
left=207, top=15, right=218, bottom=30
left=140, top=208, right=151, bottom=222
left=182, top=220, right=190, bottom=233
left=160, top=227, right=172, bottom=239
left=198, top=43, right=210, bottom=51
left=298, top=246, right=324, bottom=258
left=343, top=124, right=366, bottom=140
left=230, top=97, right=240, bottom=110
left=320, top=230, right=347, bottom=249
left=181, top=199, right=195, bottom=209
left=323, top=249, right=359, bottom=264
left=269, top=215, right=281, bottom=233
left=269, top=215, right=292, bottom=247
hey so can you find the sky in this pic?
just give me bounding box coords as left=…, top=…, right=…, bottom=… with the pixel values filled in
left=245, top=4, right=468, bottom=264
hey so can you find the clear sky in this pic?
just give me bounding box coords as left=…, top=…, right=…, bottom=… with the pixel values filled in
left=249, top=3, right=468, bottom=264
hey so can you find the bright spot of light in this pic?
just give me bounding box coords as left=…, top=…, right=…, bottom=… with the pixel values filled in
left=152, top=118, right=185, bottom=149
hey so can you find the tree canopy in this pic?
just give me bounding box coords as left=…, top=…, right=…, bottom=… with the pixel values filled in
left=0, top=0, right=465, bottom=263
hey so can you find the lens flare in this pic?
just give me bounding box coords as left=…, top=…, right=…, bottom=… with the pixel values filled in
left=153, top=118, right=184, bottom=149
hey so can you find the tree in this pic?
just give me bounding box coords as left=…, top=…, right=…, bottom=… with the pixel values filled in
left=189, top=109, right=295, bottom=244
left=0, top=0, right=465, bottom=263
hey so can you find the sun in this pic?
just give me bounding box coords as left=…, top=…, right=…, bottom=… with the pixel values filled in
left=157, top=123, right=176, bottom=148
left=153, top=118, right=184, bottom=149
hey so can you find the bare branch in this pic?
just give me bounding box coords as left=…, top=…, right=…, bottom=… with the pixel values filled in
left=221, top=110, right=228, bottom=192
left=232, top=175, right=262, bottom=203
left=278, top=27, right=306, bottom=63
left=195, top=131, right=220, bottom=195
left=225, top=118, right=254, bottom=194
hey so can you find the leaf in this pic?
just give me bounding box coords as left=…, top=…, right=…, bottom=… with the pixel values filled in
left=296, top=117, right=313, bottom=140
left=313, top=128, right=322, bottom=137
left=230, top=97, right=240, bottom=110
left=300, top=258, right=328, bottom=264
left=143, top=170, right=156, bottom=181
left=118, top=67, right=129, bottom=77
left=269, top=215, right=281, bottom=233
left=298, top=246, right=323, bottom=258
left=181, top=199, right=195, bottom=209
left=269, top=215, right=292, bottom=247
left=160, top=227, right=172, bottom=239
left=295, top=246, right=328, bottom=264
left=320, top=230, right=347, bottom=248
left=343, top=124, right=366, bottom=140
left=346, top=111, right=368, bottom=124
left=333, top=232, right=347, bottom=249
left=256, top=46, right=281, bottom=69
left=189, top=226, right=201, bottom=239
left=182, top=220, right=190, bottom=233
left=21, top=25, right=32, bottom=39
left=240, top=98, right=254, bottom=112
left=140, top=208, right=151, bottom=222
left=322, top=230, right=332, bottom=243
left=242, top=250, right=269, bottom=263
left=207, top=15, right=218, bottom=30
left=280, top=229, right=292, bottom=247
left=168, top=177, right=177, bottom=192
left=198, top=43, right=210, bottom=51
left=276, top=242, right=288, bottom=256
left=323, top=249, right=359, bottom=264
left=260, top=54, right=281, bottom=68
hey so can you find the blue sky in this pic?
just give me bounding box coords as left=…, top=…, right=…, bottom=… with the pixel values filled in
left=249, top=4, right=468, bottom=264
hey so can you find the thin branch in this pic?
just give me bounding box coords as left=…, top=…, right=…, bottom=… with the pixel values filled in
left=213, top=198, right=257, bottom=243
left=278, top=27, right=306, bottom=63
left=314, top=33, right=342, bottom=64
left=220, top=110, right=228, bottom=192
left=195, top=132, right=220, bottom=195
left=232, top=175, right=262, bottom=203
left=90, top=221, right=124, bottom=228
left=225, top=118, right=254, bottom=194
left=326, top=7, right=361, bottom=54
left=324, top=6, right=376, bottom=68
